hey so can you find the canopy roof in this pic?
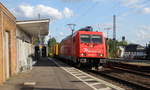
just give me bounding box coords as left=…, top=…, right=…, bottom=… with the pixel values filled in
left=17, top=19, right=50, bottom=37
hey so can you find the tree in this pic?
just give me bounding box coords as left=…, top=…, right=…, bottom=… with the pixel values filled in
left=106, top=38, right=128, bottom=58
left=48, top=37, right=57, bottom=56
left=106, top=39, right=117, bottom=58
left=118, top=41, right=128, bottom=46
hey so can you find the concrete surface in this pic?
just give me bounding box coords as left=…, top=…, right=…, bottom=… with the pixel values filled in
left=0, top=57, right=93, bottom=90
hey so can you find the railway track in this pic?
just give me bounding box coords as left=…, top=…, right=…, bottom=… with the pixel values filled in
left=90, top=70, right=150, bottom=90
left=105, top=59, right=150, bottom=72
left=110, top=66, right=150, bottom=77
left=56, top=58, right=150, bottom=90
left=79, top=65, right=150, bottom=90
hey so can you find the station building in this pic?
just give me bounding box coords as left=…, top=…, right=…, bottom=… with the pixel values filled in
left=123, top=44, right=146, bottom=59
left=0, top=3, right=49, bottom=84
left=16, top=19, right=49, bottom=72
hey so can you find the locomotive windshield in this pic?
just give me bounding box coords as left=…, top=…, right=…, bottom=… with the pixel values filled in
left=80, top=34, right=90, bottom=43
left=91, top=35, right=102, bottom=43
left=80, top=34, right=102, bottom=43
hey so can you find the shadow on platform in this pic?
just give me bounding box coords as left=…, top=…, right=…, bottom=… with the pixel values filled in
left=21, top=87, right=79, bottom=90
left=33, top=57, right=70, bottom=67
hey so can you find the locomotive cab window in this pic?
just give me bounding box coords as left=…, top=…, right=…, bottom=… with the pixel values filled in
left=91, top=35, right=102, bottom=43
left=80, top=34, right=90, bottom=43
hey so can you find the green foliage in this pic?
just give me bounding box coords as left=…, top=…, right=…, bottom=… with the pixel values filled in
left=118, top=40, right=128, bottom=46
left=32, top=39, right=39, bottom=45
left=106, top=39, right=117, bottom=58
left=48, top=37, right=57, bottom=55
left=106, top=38, right=128, bottom=58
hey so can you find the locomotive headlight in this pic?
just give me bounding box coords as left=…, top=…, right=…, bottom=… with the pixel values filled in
left=81, top=53, right=84, bottom=56
left=98, top=53, right=103, bottom=56
left=81, top=53, right=86, bottom=56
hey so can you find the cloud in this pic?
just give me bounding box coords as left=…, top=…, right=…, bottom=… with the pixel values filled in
left=60, top=0, right=84, bottom=3
left=12, top=4, right=74, bottom=19
left=92, top=0, right=105, bottom=2
left=136, top=25, right=150, bottom=44
left=63, top=8, right=74, bottom=18
left=91, top=0, right=150, bottom=15
left=59, top=32, right=65, bottom=36
left=60, top=0, right=106, bottom=3
left=142, top=7, right=150, bottom=14
left=117, top=0, right=150, bottom=14
left=90, top=0, right=141, bottom=6
left=120, top=0, right=140, bottom=7
left=115, top=0, right=146, bottom=10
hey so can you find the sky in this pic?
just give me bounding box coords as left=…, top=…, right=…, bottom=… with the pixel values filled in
left=1, top=0, right=150, bottom=45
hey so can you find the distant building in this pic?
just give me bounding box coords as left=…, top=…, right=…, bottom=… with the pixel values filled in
left=146, top=42, right=150, bottom=59
left=123, top=44, right=146, bottom=59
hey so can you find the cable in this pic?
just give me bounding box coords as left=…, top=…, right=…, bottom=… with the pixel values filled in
left=72, top=2, right=99, bottom=24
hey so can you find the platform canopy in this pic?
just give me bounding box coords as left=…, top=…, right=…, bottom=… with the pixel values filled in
left=16, top=19, right=50, bottom=38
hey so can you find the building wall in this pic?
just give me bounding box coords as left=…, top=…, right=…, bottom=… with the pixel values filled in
left=16, top=27, right=31, bottom=43
left=0, top=3, right=16, bottom=84
left=16, top=27, right=33, bottom=72
left=124, top=51, right=146, bottom=59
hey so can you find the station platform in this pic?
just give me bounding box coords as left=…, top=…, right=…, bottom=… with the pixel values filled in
left=0, top=58, right=123, bottom=90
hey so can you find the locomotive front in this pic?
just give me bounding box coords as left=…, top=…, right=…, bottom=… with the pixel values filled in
left=76, top=31, right=107, bottom=67
left=58, top=26, right=107, bottom=68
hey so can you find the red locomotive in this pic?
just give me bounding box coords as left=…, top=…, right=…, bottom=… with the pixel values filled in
left=59, top=26, right=107, bottom=68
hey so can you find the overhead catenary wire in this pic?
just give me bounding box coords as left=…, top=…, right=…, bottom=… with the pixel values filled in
left=61, top=1, right=99, bottom=34
left=55, top=1, right=100, bottom=40
left=71, top=2, right=99, bottom=25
